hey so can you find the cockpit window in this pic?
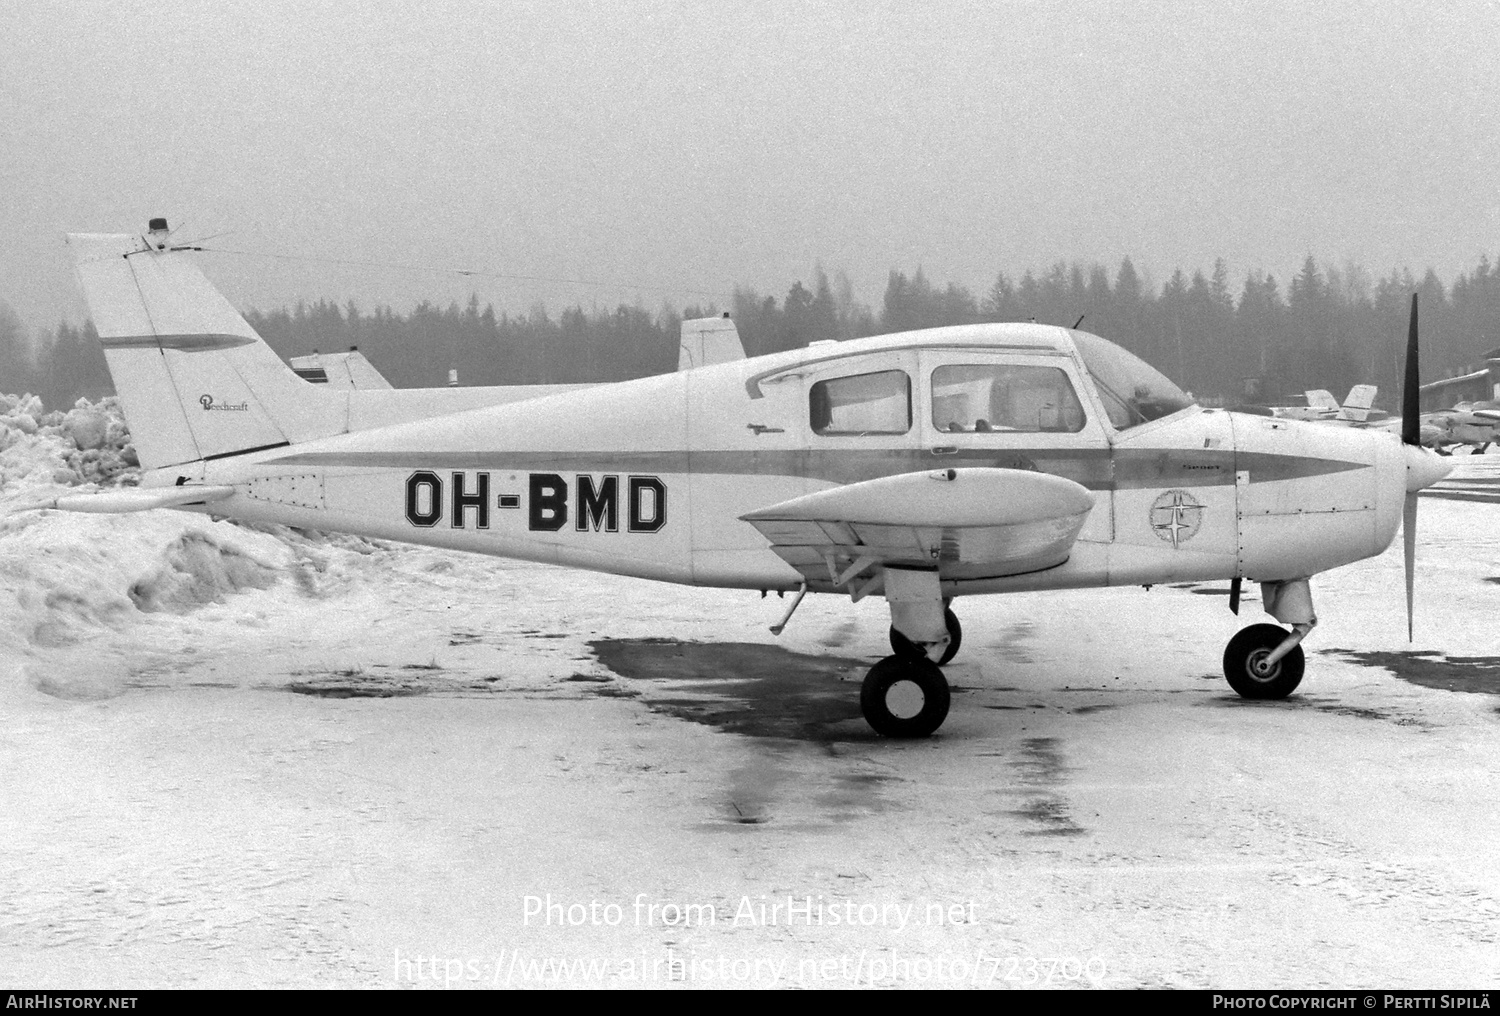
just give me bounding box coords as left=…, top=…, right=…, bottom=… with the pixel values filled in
left=1070, top=330, right=1194, bottom=429
left=810, top=370, right=911, bottom=435
left=931, top=364, right=1085, bottom=433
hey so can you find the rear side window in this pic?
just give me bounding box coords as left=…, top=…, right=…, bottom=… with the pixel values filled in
left=931, top=364, right=1086, bottom=433
left=810, top=370, right=911, bottom=435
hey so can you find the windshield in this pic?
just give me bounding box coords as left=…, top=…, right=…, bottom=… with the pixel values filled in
left=1070, top=330, right=1195, bottom=429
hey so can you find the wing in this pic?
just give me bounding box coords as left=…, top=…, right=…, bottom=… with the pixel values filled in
left=740, top=467, right=1095, bottom=595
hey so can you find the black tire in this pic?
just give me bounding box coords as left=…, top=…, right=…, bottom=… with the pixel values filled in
left=1223, top=623, right=1304, bottom=700
left=860, top=654, right=951, bottom=737
left=888, top=607, right=962, bottom=666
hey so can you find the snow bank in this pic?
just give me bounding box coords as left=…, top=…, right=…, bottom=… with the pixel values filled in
left=0, top=393, right=393, bottom=701
left=0, top=393, right=138, bottom=488
left=125, top=531, right=283, bottom=612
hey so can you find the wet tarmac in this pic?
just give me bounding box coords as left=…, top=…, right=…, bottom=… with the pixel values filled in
left=1322, top=648, right=1500, bottom=697
left=589, top=637, right=872, bottom=742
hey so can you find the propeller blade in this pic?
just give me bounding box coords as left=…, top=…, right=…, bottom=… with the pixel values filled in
left=1402, top=294, right=1420, bottom=446
left=1403, top=489, right=1417, bottom=641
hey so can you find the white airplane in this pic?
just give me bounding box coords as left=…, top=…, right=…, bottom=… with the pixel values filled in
left=35, top=221, right=1453, bottom=738
left=1419, top=401, right=1500, bottom=455
left=1366, top=401, right=1500, bottom=455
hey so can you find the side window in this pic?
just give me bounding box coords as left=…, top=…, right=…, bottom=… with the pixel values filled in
left=931, top=364, right=1086, bottom=433
left=810, top=370, right=911, bottom=435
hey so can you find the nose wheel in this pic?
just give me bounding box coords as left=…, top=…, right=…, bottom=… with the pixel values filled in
left=1223, top=623, right=1305, bottom=699
left=860, top=654, right=951, bottom=737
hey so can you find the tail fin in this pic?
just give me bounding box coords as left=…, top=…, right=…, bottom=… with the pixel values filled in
left=1338, top=384, right=1378, bottom=422
left=1303, top=389, right=1338, bottom=413
left=289, top=349, right=394, bottom=390
left=67, top=230, right=342, bottom=470
left=678, top=314, right=745, bottom=370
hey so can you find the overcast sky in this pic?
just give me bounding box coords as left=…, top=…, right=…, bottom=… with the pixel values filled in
left=2, top=0, right=1498, bottom=334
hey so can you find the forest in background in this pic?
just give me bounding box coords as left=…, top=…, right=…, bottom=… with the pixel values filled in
left=6, top=253, right=1500, bottom=411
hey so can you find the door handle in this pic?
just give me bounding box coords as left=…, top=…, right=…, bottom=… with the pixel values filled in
left=931, top=445, right=958, bottom=456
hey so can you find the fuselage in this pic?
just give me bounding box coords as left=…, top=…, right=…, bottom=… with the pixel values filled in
left=156, top=323, right=1410, bottom=599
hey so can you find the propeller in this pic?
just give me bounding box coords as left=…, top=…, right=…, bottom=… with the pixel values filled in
left=1403, top=295, right=1419, bottom=640
left=1399, top=293, right=1455, bottom=639
left=1402, top=295, right=1420, bottom=447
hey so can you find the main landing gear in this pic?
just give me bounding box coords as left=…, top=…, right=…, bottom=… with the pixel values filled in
left=1222, top=579, right=1315, bottom=700
left=861, top=652, right=950, bottom=738
left=889, top=606, right=962, bottom=666
left=863, top=567, right=956, bottom=738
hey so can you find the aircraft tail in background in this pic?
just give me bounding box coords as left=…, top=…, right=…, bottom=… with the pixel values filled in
left=1303, top=389, right=1339, bottom=414
left=1338, top=384, right=1379, bottom=422
left=678, top=314, right=745, bottom=370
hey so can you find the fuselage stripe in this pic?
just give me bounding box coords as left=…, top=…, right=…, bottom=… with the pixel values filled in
left=262, top=448, right=1366, bottom=490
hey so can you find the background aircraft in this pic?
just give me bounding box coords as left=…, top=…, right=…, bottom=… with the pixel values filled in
left=1417, top=401, right=1500, bottom=454
left=32, top=221, right=1453, bottom=738
left=288, top=349, right=393, bottom=390
left=1366, top=402, right=1500, bottom=455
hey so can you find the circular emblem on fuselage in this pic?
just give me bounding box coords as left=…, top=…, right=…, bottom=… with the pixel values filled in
left=1150, top=489, right=1203, bottom=549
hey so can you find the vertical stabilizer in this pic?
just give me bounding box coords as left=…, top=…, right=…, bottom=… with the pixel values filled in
left=1338, top=384, right=1378, bottom=422
left=678, top=314, right=745, bottom=370
left=67, top=230, right=343, bottom=470
left=1303, top=389, right=1338, bottom=415
left=289, top=350, right=394, bottom=390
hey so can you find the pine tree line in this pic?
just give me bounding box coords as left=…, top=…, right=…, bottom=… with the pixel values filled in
left=6, top=254, right=1500, bottom=410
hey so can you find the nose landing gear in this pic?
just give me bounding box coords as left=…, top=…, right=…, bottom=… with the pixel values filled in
left=1223, top=623, right=1306, bottom=699
left=1223, top=579, right=1315, bottom=700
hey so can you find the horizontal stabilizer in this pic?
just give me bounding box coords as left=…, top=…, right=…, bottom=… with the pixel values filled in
left=21, top=485, right=236, bottom=514
left=741, top=467, right=1094, bottom=584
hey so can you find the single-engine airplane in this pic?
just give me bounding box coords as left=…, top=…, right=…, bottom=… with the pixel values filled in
left=1416, top=402, right=1500, bottom=455
left=38, top=222, right=1453, bottom=737
left=1368, top=402, right=1500, bottom=455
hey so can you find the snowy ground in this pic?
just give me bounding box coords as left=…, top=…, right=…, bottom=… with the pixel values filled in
left=2, top=414, right=1499, bottom=988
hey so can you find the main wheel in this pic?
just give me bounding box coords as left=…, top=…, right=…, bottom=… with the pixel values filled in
left=1223, top=623, right=1304, bottom=699
left=860, top=654, right=951, bottom=737
left=888, top=607, right=962, bottom=665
